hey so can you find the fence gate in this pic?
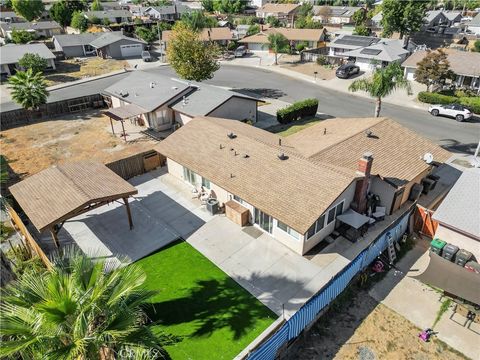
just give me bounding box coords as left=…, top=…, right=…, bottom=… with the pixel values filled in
left=414, top=205, right=437, bottom=238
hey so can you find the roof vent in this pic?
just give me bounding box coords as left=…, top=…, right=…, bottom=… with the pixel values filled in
left=182, top=96, right=187, bottom=105
left=172, top=86, right=178, bottom=90
left=119, top=90, right=129, bottom=97
left=150, top=82, right=155, bottom=88
left=243, top=154, right=249, bottom=158
left=277, top=153, right=289, bottom=161
left=227, top=132, right=237, bottom=139
left=365, top=129, right=374, bottom=137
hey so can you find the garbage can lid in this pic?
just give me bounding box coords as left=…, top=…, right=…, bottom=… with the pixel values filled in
left=431, top=238, right=446, bottom=249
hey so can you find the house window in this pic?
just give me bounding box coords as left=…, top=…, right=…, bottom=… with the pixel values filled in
left=335, top=201, right=344, bottom=217
left=307, top=214, right=326, bottom=240
left=233, top=194, right=244, bottom=204
left=183, top=166, right=196, bottom=185
left=202, top=177, right=210, bottom=189
left=327, top=207, right=336, bottom=225
left=277, top=221, right=301, bottom=240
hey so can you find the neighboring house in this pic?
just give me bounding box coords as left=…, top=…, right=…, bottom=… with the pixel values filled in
left=89, top=32, right=146, bottom=59
left=424, top=10, right=462, bottom=27
left=343, top=39, right=409, bottom=71
left=0, top=11, right=24, bottom=23
left=239, top=28, right=327, bottom=51
left=234, top=24, right=251, bottom=39
left=402, top=49, right=480, bottom=90
left=103, top=71, right=261, bottom=131
left=155, top=116, right=450, bottom=255
left=0, top=43, right=56, bottom=76
left=0, top=21, right=62, bottom=39
left=467, top=13, right=480, bottom=35
left=53, top=33, right=103, bottom=58
left=328, top=34, right=381, bottom=57
left=141, top=5, right=177, bottom=21
left=97, top=2, right=128, bottom=11
left=84, top=10, right=133, bottom=23
left=162, top=27, right=233, bottom=47
left=218, top=20, right=234, bottom=29
left=312, top=5, right=362, bottom=24
left=255, top=3, right=300, bottom=23
left=432, top=169, right=480, bottom=260
left=371, top=11, right=382, bottom=29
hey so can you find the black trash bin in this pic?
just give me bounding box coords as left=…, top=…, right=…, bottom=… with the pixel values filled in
left=455, top=249, right=473, bottom=267
left=442, top=243, right=459, bottom=261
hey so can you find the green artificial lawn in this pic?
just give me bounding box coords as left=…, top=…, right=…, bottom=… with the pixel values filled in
left=267, top=116, right=322, bottom=137
left=136, top=240, right=276, bottom=360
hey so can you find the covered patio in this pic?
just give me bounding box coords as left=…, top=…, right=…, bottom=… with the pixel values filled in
left=104, top=104, right=147, bottom=142
left=9, top=161, right=138, bottom=249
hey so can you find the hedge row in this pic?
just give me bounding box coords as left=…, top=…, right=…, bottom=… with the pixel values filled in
left=277, top=98, right=319, bottom=124
left=418, top=91, right=480, bottom=114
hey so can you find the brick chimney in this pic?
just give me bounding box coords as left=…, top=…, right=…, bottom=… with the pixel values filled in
left=351, top=152, right=374, bottom=214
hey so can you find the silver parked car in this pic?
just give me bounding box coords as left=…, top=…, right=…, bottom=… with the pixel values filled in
left=141, top=50, right=152, bottom=62
left=428, top=104, right=472, bottom=122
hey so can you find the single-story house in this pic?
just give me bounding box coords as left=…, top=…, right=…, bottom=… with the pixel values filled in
left=0, top=11, right=24, bottom=23
left=312, top=5, right=362, bottom=24
left=84, top=10, right=133, bottom=23
left=155, top=116, right=450, bottom=255
left=89, top=32, right=146, bottom=59
left=103, top=71, right=261, bottom=131
left=0, top=43, right=56, bottom=76
left=140, top=5, right=177, bottom=21
left=255, top=3, right=300, bottom=23
left=234, top=24, right=252, bottom=39
left=432, top=169, right=480, bottom=260
left=162, top=27, right=233, bottom=47
left=328, top=34, right=381, bottom=57
left=402, top=49, right=480, bottom=90
left=239, top=28, right=327, bottom=51
left=53, top=33, right=102, bottom=58
left=424, top=10, right=462, bottom=28
left=0, top=20, right=62, bottom=39
left=371, top=11, right=383, bottom=29
left=466, top=13, right=480, bottom=35
left=343, top=39, right=409, bottom=71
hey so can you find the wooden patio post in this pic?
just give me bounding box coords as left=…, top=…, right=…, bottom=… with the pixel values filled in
left=123, top=197, right=133, bottom=230
left=50, top=229, right=60, bottom=248
left=109, top=116, right=115, bottom=135
left=121, top=120, right=127, bottom=142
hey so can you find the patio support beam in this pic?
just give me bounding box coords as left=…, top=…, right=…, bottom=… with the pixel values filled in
left=121, top=120, right=127, bottom=142
left=109, top=116, right=115, bottom=135
left=50, top=229, right=60, bottom=248
left=123, top=197, right=133, bottom=230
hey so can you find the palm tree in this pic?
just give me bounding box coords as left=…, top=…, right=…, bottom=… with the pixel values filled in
left=266, top=33, right=288, bottom=65
left=0, top=248, right=163, bottom=359
left=7, top=68, right=49, bottom=115
left=348, top=62, right=412, bottom=117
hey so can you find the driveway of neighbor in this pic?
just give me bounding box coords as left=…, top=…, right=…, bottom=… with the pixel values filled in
left=369, top=239, right=480, bottom=360
left=61, top=168, right=214, bottom=264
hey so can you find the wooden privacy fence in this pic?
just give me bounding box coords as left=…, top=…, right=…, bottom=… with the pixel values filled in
left=105, top=150, right=165, bottom=180
left=414, top=205, right=438, bottom=238
left=0, top=94, right=106, bottom=129
left=5, top=204, right=52, bottom=269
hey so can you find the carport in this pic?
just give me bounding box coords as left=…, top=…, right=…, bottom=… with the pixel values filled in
left=9, top=161, right=138, bottom=248
left=104, top=104, right=147, bottom=142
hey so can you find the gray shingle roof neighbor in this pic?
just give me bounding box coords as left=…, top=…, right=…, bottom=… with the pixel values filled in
left=344, top=39, right=408, bottom=62
left=0, top=43, right=55, bottom=65
left=89, top=32, right=145, bottom=48
left=329, top=34, right=381, bottom=50
left=469, top=13, right=480, bottom=26
left=142, top=5, right=176, bottom=15
left=432, top=169, right=480, bottom=239
left=53, top=33, right=103, bottom=47
left=313, top=5, right=360, bottom=17
left=103, top=71, right=192, bottom=112
left=84, top=9, right=133, bottom=18
left=0, top=20, right=61, bottom=31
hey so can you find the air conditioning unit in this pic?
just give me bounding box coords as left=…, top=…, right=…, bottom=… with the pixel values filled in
left=409, top=183, right=423, bottom=201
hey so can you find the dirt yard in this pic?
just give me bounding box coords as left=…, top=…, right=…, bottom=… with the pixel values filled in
left=45, top=58, right=129, bottom=86
left=283, top=289, right=470, bottom=360
left=0, top=111, right=156, bottom=179
left=279, top=54, right=337, bottom=81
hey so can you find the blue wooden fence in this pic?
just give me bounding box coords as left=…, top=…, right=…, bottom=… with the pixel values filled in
left=247, top=211, right=411, bottom=360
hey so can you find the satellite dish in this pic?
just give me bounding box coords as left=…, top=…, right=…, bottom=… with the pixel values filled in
left=423, top=153, right=434, bottom=164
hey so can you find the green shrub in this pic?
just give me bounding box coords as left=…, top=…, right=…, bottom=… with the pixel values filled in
left=296, top=43, right=305, bottom=52
left=460, top=97, right=480, bottom=114
left=277, top=98, right=319, bottom=124
left=227, top=41, right=238, bottom=51
left=417, top=91, right=457, bottom=105
left=316, top=55, right=328, bottom=66
left=454, top=89, right=477, bottom=98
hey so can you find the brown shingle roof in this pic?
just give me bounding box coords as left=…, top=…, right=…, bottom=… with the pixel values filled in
left=162, top=27, right=233, bottom=42
left=9, top=162, right=138, bottom=232
left=289, top=117, right=451, bottom=186
left=402, top=48, right=480, bottom=76
left=258, top=3, right=300, bottom=14
left=155, top=117, right=356, bottom=234
left=240, top=28, right=325, bottom=43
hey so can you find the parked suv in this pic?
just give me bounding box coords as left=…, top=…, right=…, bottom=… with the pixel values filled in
left=428, top=104, right=472, bottom=122
left=335, top=63, right=360, bottom=79
left=141, top=50, right=152, bottom=62
left=234, top=46, right=247, bottom=58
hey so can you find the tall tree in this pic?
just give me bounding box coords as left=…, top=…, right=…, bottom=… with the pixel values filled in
left=0, top=249, right=164, bottom=359
left=201, top=0, right=214, bottom=11
left=381, top=0, right=427, bottom=39
left=135, top=26, right=157, bottom=43
left=10, top=29, right=33, bottom=44
left=49, top=0, right=72, bottom=27
left=11, top=0, right=44, bottom=21
left=8, top=69, right=49, bottom=113
left=91, top=0, right=103, bottom=11
left=71, top=10, right=88, bottom=32
left=348, top=62, right=412, bottom=117
left=18, top=53, right=48, bottom=74
left=267, top=32, right=288, bottom=65
left=414, top=49, right=455, bottom=92
left=167, top=22, right=220, bottom=81
left=181, top=11, right=217, bottom=31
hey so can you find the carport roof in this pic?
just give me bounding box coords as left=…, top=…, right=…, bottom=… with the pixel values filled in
left=9, top=161, right=138, bottom=232
left=104, top=103, right=147, bottom=120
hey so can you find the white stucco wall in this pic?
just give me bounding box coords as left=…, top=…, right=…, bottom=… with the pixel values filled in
left=174, top=111, right=193, bottom=126
left=468, top=25, right=480, bottom=35
left=208, top=97, right=258, bottom=123
left=434, top=224, right=480, bottom=260
left=370, top=176, right=396, bottom=215
left=404, top=67, right=416, bottom=81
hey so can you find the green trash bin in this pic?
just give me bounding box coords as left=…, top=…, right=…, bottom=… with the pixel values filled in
left=430, top=238, right=446, bottom=256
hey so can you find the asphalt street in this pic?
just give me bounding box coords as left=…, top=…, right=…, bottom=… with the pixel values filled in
left=148, top=65, right=480, bottom=155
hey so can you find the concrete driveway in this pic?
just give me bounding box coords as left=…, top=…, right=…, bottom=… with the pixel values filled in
left=61, top=168, right=214, bottom=264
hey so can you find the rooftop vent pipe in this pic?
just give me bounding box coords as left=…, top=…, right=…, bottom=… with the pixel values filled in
left=278, top=153, right=289, bottom=161
left=227, top=132, right=237, bottom=139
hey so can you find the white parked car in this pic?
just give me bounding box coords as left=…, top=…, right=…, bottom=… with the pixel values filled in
left=428, top=104, right=473, bottom=122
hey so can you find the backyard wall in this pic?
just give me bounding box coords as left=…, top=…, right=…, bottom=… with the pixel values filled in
left=434, top=224, right=480, bottom=260
left=370, top=176, right=396, bottom=215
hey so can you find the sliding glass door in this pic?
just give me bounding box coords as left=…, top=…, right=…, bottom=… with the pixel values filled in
left=254, top=208, right=273, bottom=234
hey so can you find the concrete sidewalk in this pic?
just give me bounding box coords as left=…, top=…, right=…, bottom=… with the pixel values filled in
left=369, top=239, right=480, bottom=360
